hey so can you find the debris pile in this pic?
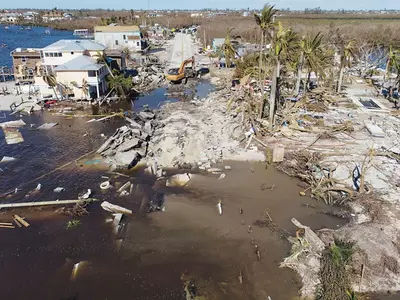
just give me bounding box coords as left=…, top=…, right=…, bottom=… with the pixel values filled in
left=97, top=109, right=162, bottom=169
left=133, top=64, right=165, bottom=91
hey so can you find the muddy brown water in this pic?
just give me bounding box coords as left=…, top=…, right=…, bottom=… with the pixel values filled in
left=0, top=82, right=349, bottom=300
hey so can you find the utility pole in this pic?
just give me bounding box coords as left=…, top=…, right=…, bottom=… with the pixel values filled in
left=203, top=30, right=206, bottom=49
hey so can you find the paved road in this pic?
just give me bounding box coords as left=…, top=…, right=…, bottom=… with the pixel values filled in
left=168, top=33, right=209, bottom=69
left=168, top=33, right=196, bottom=68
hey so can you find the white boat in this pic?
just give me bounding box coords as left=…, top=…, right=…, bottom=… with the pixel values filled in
left=73, top=29, right=93, bottom=39
left=45, top=29, right=51, bottom=35
left=5, top=26, right=9, bottom=30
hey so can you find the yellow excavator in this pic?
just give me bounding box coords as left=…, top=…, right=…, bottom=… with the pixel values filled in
left=166, top=56, right=196, bottom=83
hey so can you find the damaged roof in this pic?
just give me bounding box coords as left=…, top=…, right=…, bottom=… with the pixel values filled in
left=43, top=39, right=106, bottom=52
left=54, top=55, right=103, bottom=71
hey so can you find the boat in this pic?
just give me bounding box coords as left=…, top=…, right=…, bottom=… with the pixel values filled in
left=5, top=26, right=9, bottom=30
left=73, top=29, right=93, bottom=39
left=25, top=27, right=31, bottom=30
left=45, top=29, right=51, bottom=35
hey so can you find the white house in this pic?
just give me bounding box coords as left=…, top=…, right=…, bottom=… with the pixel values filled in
left=23, top=11, right=39, bottom=21
left=36, top=39, right=109, bottom=100
left=94, top=25, right=144, bottom=52
left=40, top=39, right=106, bottom=75
left=54, top=55, right=108, bottom=99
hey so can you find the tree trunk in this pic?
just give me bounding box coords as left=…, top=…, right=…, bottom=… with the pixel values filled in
left=258, top=30, right=264, bottom=118
left=294, top=52, right=304, bottom=96
left=52, top=87, right=59, bottom=100
left=337, top=65, right=344, bottom=93
left=269, top=59, right=280, bottom=130
left=383, top=57, right=390, bottom=86
left=259, top=31, right=264, bottom=81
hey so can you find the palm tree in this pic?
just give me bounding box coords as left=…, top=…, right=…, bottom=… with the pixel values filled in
left=221, top=29, right=236, bottom=68
left=254, top=4, right=278, bottom=81
left=294, top=32, right=324, bottom=95
left=81, top=79, right=88, bottom=99
left=107, top=73, right=133, bottom=98
left=268, top=23, right=299, bottom=128
left=43, top=74, right=59, bottom=100
left=94, top=51, right=114, bottom=78
left=337, top=40, right=357, bottom=93
left=383, top=45, right=399, bottom=86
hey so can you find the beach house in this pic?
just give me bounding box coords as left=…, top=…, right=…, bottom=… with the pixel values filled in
left=35, top=39, right=109, bottom=99
left=94, top=25, right=145, bottom=52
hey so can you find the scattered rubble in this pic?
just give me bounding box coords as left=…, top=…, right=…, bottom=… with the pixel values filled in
left=166, top=173, right=192, bottom=187
left=97, top=109, right=160, bottom=169
left=101, top=201, right=132, bottom=215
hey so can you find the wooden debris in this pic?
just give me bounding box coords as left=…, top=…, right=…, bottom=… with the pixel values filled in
left=13, top=215, right=30, bottom=227
left=0, top=199, right=99, bottom=210
left=0, top=224, right=15, bottom=229
left=13, top=219, right=23, bottom=227
left=101, top=201, right=132, bottom=215
left=272, top=145, right=285, bottom=163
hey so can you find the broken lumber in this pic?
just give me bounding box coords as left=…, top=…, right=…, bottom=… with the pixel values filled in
left=101, top=201, right=132, bottom=215
left=0, top=222, right=13, bottom=226
left=0, top=224, right=15, bottom=229
left=0, top=199, right=99, bottom=210
left=13, top=215, right=30, bottom=227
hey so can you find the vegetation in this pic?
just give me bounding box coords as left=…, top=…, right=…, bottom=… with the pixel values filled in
left=42, top=74, right=59, bottom=100
left=66, top=219, right=81, bottom=230
left=107, top=72, right=133, bottom=97
left=317, top=239, right=356, bottom=300
left=221, top=29, right=236, bottom=68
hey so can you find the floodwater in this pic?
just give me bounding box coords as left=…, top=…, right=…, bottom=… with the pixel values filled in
left=0, top=24, right=73, bottom=69
left=0, top=81, right=348, bottom=300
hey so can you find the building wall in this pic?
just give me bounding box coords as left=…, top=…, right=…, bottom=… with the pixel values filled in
left=95, top=32, right=142, bottom=51
left=12, top=55, right=41, bottom=79
left=56, top=69, right=108, bottom=99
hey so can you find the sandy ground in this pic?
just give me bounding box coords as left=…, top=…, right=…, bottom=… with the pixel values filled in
left=147, top=88, right=264, bottom=168
left=0, top=81, right=39, bottom=112
left=261, top=80, right=400, bottom=296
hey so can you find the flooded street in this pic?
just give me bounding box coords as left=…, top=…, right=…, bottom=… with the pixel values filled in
left=0, top=81, right=346, bottom=299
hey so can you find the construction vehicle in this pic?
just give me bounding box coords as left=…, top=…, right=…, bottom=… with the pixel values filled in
left=166, top=56, right=196, bottom=83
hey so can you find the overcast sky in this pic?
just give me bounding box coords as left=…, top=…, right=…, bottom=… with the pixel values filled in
left=3, top=0, right=400, bottom=10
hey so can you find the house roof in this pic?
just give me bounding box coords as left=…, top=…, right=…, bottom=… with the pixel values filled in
left=94, top=25, right=140, bottom=33
left=54, top=55, right=103, bottom=72
left=43, top=40, right=106, bottom=52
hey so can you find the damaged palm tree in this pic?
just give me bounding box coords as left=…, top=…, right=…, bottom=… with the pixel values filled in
left=221, top=28, right=237, bottom=69
left=268, top=23, right=299, bottom=129
left=43, top=74, right=59, bottom=100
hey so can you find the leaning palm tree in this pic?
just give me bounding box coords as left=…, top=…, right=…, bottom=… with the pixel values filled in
left=94, top=51, right=114, bottom=78
left=43, top=74, right=59, bottom=100
left=294, top=32, right=324, bottom=95
left=254, top=4, right=278, bottom=81
left=81, top=78, right=88, bottom=99
left=268, top=23, right=299, bottom=128
left=221, top=29, right=236, bottom=68
left=337, top=40, right=357, bottom=93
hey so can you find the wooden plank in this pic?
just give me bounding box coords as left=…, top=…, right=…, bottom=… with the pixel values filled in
left=13, top=219, right=22, bottom=228
left=272, top=145, right=285, bottom=163
left=13, top=215, right=30, bottom=227
left=0, top=225, right=15, bottom=229
left=0, top=222, right=13, bottom=226
left=0, top=199, right=99, bottom=210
